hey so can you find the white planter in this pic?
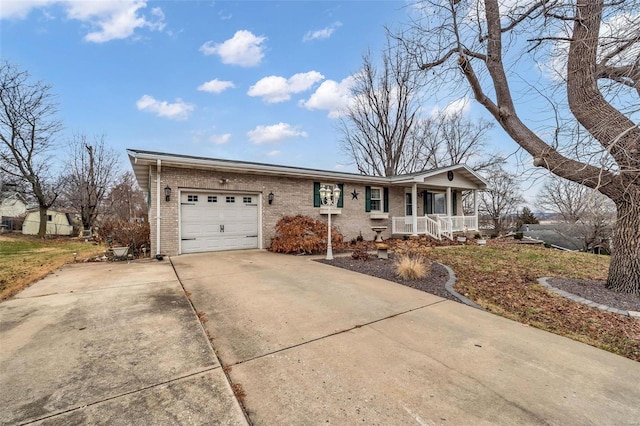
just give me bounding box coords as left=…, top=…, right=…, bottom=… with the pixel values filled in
left=112, top=247, right=129, bottom=257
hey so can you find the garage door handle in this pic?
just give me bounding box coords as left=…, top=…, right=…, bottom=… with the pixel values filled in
left=220, top=225, right=224, bottom=233
left=181, top=203, right=196, bottom=205
left=246, top=235, right=258, bottom=238
left=181, top=238, right=196, bottom=241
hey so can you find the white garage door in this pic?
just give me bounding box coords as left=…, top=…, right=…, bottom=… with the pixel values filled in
left=180, top=192, right=259, bottom=253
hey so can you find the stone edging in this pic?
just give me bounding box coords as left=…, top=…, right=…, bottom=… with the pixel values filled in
left=538, top=277, right=640, bottom=318
left=439, top=262, right=484, bottom=310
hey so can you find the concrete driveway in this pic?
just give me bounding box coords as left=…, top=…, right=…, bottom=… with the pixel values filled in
left=173, top=250, right=640, bottom=425
left=0, top=261, right=246, bottom=425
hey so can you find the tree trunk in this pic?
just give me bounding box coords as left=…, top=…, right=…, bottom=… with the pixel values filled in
left=607, top=201, right=640, bottom=294
left=38, top=206, right=47, bottom=238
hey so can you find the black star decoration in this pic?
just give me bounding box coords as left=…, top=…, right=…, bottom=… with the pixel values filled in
left=351, top=190, right=359, bottom=200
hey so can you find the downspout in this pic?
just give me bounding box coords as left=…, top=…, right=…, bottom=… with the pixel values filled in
left=156, top=159, right=161, bottom=256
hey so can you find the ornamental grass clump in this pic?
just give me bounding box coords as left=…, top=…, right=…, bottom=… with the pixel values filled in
left=394, top=255, right=429, bottom=280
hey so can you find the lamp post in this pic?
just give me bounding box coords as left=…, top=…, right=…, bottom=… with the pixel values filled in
left=320, top=184, right=341, bottom=260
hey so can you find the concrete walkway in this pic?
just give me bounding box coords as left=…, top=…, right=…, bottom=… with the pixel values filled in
left=0, top=261, right=246, bottom=425
left=172, top=250, right=640, bottom=425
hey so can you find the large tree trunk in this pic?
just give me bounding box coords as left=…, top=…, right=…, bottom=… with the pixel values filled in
left=607, top=201, right=640, bottom=294
left=566, top=0, right=640, bottom=294
left=38, top=206, right=47, bottom=238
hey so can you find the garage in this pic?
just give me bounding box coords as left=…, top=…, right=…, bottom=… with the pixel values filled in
left=180, top=192, right=259, bottom=254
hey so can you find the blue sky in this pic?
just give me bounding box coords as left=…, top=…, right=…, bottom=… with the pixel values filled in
left=1, top=0, right=521, bottom=178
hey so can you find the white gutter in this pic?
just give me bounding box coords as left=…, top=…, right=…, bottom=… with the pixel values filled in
left=156, top=159, right=161, bottom=256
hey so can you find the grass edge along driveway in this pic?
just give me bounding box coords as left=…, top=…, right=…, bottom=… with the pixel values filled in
left=0, top=233, right=105, bottom=300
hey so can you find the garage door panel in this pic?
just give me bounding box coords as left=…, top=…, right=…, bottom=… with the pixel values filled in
left=180, top=192, right=259, bottom=254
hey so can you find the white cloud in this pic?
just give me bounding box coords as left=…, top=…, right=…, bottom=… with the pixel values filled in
left=267, top=150, right=280, bottom=157
left=2, top=0, right=166, bottom=42
left=303, top=21, right=342, bottom=42
left=300, top=75, right=355, bottom=118
left=248, top=71, right=324, bottom=103
left=209, top=133, right=231, bottom=144
left=136, top=94, right=194, bottom=120
left=197, top=79, right=235, bottom=94
left=430, top=97, right=470, bottom=118
left=247, top=123, right=307, bottom=144
left=200, top=30, right=266, bottom=67
left=1, top=0, right=54, bottom=19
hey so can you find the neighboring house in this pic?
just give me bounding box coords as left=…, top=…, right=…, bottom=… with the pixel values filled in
left=519, top=224, right=611, bottom=253
left=0, top=192, right=27, bottom=231
left=128, top=149, right=488, bottom=256
left=22, top=209, right=74, bottom=236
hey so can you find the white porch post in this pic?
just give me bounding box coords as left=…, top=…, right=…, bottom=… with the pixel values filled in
left=411, top=183, right=418, bottom=236
left=474, top=189, right=479, bottom=229
left=446, top=187, right=452, bottom=217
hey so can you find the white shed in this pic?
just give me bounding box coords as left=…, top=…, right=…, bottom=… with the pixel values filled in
left=0, top=192, right=27, bottom=218
left=22, top=209, right=73, bottom=236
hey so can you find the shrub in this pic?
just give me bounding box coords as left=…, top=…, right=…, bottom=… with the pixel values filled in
left=351, top=248, right=370, bottom=261
left=270, top=215, right=343, bottom=254
left=394, top=255, right=430, bottom=280
left=96, top=219, right=150, bottom=258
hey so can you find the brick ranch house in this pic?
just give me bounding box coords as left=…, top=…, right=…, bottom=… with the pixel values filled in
left=128, top=149, right=488, bottom=257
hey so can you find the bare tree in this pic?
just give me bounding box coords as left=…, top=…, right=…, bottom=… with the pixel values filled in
left=421, top=109, right=497, bottom=171
left=341, top=36, right=497, bottom=177
left=59, top=134, right=121, bottom=230
left=0, top=62, right=62, bottom=237
left=479, top=163, right=524, bottom=235
left=103, top=171, right=147, bottom=222
left=537, top=176, right=592, bottom=223
left=339, top=39, right=427, bottom=176
left=537, top=175, right=616, bottom=252
left=401, top=0, right=640, bottom=293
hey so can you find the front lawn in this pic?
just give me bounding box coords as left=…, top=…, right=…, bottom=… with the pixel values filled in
left=423, top=243, right=639, bottom=361
left=0, top=233, right=105, bottom=300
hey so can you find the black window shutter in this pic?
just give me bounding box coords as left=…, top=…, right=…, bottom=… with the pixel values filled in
left=365, top=186, right=371, bottom=212
left=425, top=191, right=433, bottom=215
left=313, top=182, right=321, bottom=207
left=337, top=184, right=344, bottom=208
left=383, top=187, right=389, bottom=212
left=452, top=191, right=458, bottom=216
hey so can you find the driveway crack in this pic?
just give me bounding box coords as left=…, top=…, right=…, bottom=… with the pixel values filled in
left=230, top=299, right=448, bottom=367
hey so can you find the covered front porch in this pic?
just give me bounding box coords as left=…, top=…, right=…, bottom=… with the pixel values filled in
left=386, top=166, right=485, bottom=240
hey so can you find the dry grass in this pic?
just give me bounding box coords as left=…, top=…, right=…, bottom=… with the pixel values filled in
left=0, top=232, right=105, bottom=300
left=394, top=255, right=430, bottom=280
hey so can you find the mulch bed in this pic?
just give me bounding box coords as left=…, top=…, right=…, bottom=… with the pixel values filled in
left=549, top=278, right=640, bottom=312
left=316, top=253, right=460, bottom=302
left=317, top=252, right=640, bottom=313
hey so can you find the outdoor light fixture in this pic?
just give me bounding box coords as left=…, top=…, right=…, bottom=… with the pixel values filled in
left=164, top=185, right=171, bottom=202
left=268, top=191, right=274, bottom=205
left=320, top=184, right=341, bottom=260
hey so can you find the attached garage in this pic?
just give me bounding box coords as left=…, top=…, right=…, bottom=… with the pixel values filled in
left=180, top=191, right=259, bottom=254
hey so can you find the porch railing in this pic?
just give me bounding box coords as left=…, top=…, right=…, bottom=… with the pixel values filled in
left=438, top=216, right=453, bottom=240
left=393, top=214, right=478, bottom=240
